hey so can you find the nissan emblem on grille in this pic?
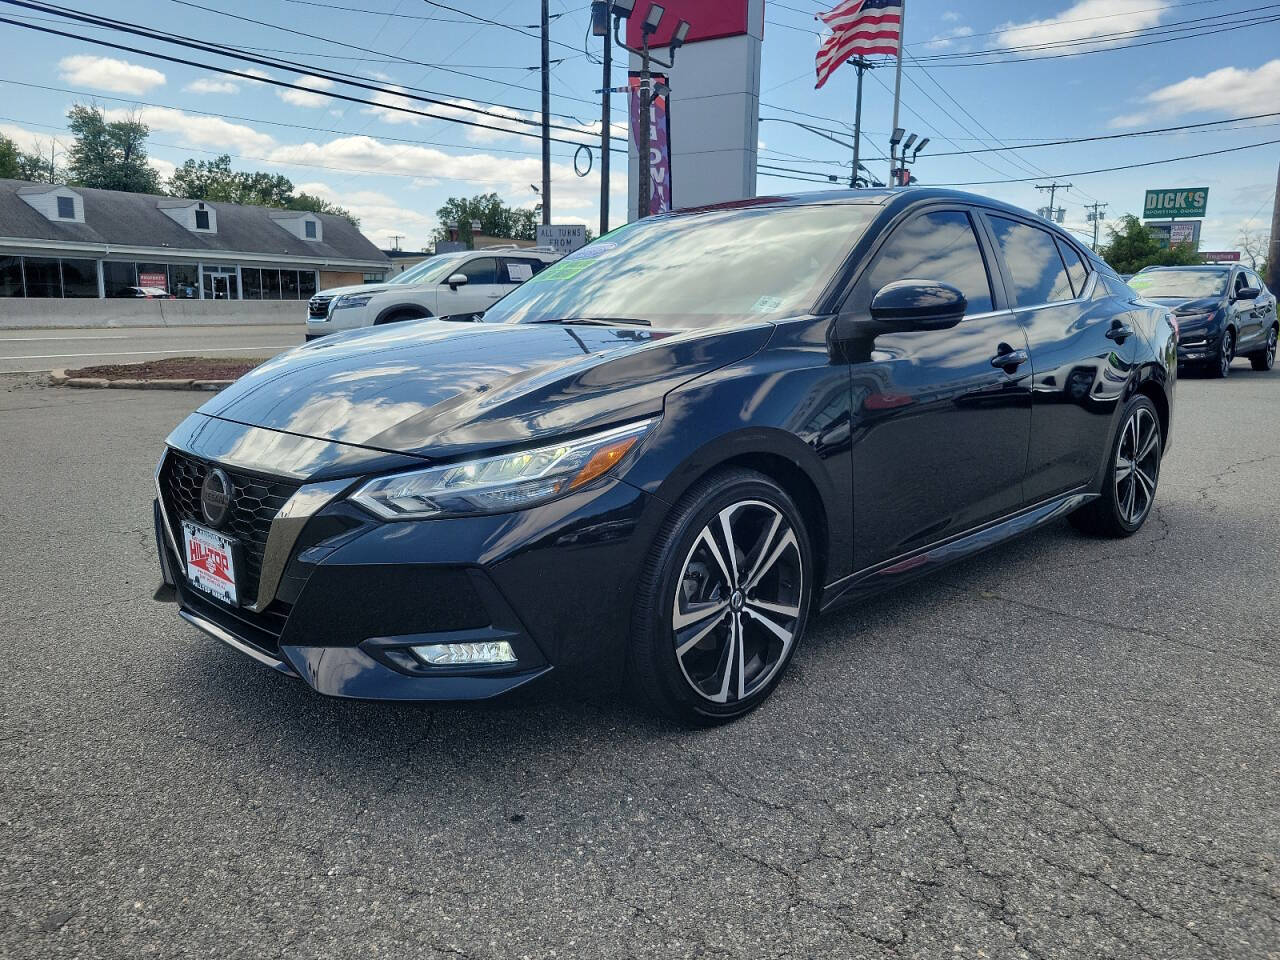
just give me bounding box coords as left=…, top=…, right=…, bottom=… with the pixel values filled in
left=200, top=468, right=232, bottom=528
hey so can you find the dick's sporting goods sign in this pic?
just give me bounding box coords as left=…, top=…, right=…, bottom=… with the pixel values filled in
left=1143, top=188, right=1208, bottom=220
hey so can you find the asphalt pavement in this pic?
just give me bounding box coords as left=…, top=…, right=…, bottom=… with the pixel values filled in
left=0, top=324, right=303, bottom=374
left=1, top=366, right=1277, bottom=959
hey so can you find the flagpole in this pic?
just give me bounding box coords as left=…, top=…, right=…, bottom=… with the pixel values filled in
left=890, top=0, right=905, bottom=183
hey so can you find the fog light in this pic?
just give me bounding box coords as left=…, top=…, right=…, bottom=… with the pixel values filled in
left=412, top=640, right=518, bottom=666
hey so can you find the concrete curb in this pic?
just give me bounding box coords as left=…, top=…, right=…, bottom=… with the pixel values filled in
left=49, top=368, right=233, bottom=391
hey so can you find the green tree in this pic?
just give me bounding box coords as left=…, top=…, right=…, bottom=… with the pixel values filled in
left=65, top=104, right=160, bottom=193
left=433, top=193, right=539, bottom=245
left=0, top=135, right=19, bottom=179
left=288, top=192, right=359, bottom=227
left=169, top=155, right=358, bottom=225
left=1099, top=214, right=1202, bottom=274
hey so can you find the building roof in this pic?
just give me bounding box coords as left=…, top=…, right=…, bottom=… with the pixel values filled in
left=0, top=178, right=390, bottom=268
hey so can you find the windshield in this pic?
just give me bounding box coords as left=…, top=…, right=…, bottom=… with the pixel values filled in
left=482, top=203, right=877, bottom=328
left=388, top=253, right=468, bottom=286
left=1128, top=270, right=1228, bottom=299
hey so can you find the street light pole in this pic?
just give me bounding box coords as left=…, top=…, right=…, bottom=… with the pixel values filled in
left=850, top=57, right=873, bottom=188
left=638, top=32, right=652, bottom=219
left=541, top=0, right=552, bottom=225
left=600, top=19, right=611, bottom=235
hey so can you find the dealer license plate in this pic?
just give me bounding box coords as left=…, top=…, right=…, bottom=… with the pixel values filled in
left=182, top=521, right=239, bottom=606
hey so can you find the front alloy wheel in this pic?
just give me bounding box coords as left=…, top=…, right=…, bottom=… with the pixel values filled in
left=1212, top=329, right=1234, bottom=378
left=673, top=501, right=803, bottom=704
left=631, top=468, right=812, bottom=724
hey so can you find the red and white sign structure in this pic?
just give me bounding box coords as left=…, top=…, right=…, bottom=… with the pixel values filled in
left=624, top=1, right=764, bottom=214
left=815, top=0, right=903, bottom=89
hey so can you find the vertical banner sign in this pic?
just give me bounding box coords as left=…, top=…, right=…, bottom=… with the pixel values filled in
left=630, top=73, right=672, bottom=215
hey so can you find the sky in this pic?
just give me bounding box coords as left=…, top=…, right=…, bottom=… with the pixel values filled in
left=0, top=0, right=1276, bottom=254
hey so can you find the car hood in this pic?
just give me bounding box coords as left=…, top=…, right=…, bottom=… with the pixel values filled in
left=316, top=282, right=397, bottom=299
left=1147, top=296, right=1220, bottom=314
left=197, top=319, right=773, bottom=461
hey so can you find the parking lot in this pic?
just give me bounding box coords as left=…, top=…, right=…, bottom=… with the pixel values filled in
left=2, top=366, right=1277, bottom=958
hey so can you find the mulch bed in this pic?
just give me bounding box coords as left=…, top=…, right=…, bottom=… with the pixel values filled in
left=63, top=356, right=267, bottom=381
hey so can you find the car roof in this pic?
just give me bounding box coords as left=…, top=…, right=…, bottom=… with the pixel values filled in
left=1138, top=265, right=1231, bottom=272
left=667, top=187, right=1087, bottom=247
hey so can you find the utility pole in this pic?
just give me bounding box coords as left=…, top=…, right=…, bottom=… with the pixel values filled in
left=1268, top=161, right=1280, bottom=292
left=541, top=0, right=551, bottom=225
left=849, top=57, right=874, bottom=188
left=1036, top=182, right=1072, bottom=223
left=388, top=234, right=404, bottom=251
left=599, top=12, right=612, bottom=235
left=1085, top=202, right=1108, bottom=251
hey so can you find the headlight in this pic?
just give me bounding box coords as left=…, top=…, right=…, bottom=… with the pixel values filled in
left=334, top=294, right=374, bottom=309
left=350, top=418, right=657, bottom=519
left=1175, top=311, right=1213, bottom=328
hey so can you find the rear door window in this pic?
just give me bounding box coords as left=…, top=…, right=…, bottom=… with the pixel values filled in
left=502, top=258, right=540, bottom=283
left=860, top=209, right=995, bottom=316
left=1055, top=239, right=1089, bottom=297
left=988, top=216, right=1075, bottom=306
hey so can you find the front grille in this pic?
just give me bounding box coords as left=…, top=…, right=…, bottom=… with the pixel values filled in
left=308, top=295, right=334, bottom=319
left=160, top=450, right=300, bottom=606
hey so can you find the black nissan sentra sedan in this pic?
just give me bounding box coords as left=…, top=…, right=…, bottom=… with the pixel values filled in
left=153, top=189, right=1176, bottom=724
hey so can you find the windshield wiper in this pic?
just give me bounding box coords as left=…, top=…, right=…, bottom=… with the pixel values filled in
left=534, top=317, right=651, bottom=327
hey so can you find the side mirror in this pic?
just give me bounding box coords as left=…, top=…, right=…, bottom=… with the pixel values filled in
left=1235, top=286, right=1260, bottom=301
left=446, top=273, right=469, bottom=290
left=868, top=279, right=967, bottom=332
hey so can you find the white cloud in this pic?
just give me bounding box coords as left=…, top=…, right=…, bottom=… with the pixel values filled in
left=149, top=156, right=177, bottom=182
left=184, top=77, right=239, bottom=95
left=102, top=106, right=276, bottom=154
left=995, top=0, right=1168, bottom=54
left=360, top=90, right=611, bottom=146
left=58, top=55, right=166, bottom=94
left=295, top=180, right=435, bottom=248
left=924, top=25, right=973, bottom=50
left=942, top=11, right=961, bottom=22
left=278, top=75, right=335, bottom=108
left=240, top=68, right=273, bottom=85
left=1111, top=59, right=1280, bottom=126
left=0, top=122, right=46, bottom=154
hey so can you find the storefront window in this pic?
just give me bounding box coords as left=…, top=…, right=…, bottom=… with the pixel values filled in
left=262, top=269, right=281, bottom=300
left=241, top=267, right=262, bottom=300
left=281, top=270, right=300, bottom=300
left=169, top=263, right=199, bottom=299
left=23, top=258, right=61, bottom=297
left=135, top=262, right=169, bottom=294
left=0, top=257, right=23, bottom=297
left=299, top=270, right=317, bottom=299
left=61, top=259, right=98, bottom=298
left=103, top=261, right=136, bottom=297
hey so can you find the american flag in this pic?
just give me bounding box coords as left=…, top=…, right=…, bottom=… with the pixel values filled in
left=814, top=0, right=903, bottom=90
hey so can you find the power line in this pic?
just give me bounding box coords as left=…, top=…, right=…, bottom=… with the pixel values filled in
left=925, top=111, right=1280, bottom=157
left=419, top=0, right=581, bottom=53
left=0, top=1, right=626, bottom=143
left=0, top=9, right=627, bottom=151
left=0, top=77, right=597, bottom=162
left=929, top=138, right=1280, bottom=187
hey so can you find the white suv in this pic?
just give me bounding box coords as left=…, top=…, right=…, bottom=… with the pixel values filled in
left=305, top=247, right=560, bottom=340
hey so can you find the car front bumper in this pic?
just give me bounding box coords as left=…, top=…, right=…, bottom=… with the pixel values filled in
left=154, top=441, right=661, bottom=702
left=1176, top=328, right=1222, bottom=364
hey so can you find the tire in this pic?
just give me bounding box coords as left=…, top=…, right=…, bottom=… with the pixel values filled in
left=1070, top=394, right=1162, bottom=538
left=375, top=309, right=429, bottom=326
left=1210, top=328, right=1235, bottom=378
left=630, top=468, right=813, bottom=725
left=1249, top=325, right=1277, bottom=372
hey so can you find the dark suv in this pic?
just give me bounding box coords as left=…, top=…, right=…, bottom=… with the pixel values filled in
left=1131, top=265, right=1278, bottom=376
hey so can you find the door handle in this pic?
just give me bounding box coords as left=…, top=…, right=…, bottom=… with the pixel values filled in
left=1106, top=322, right=1134, bottom=342
left=990, top=347, right=1029, bottom=370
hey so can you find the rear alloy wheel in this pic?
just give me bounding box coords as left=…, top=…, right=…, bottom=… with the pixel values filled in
left=631, top=469, right=811, bottom=724
left=1211, top=329, right=1235, bottom=378
left=1249, top=325, right=1277, bottom=372
left=1070, top=395, right=1162, bottom=538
